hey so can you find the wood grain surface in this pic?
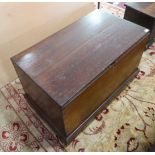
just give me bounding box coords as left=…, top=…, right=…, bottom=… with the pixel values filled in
left=11, top=10, right=149, bottom=144
left=12, top=10, right=148, bottom=107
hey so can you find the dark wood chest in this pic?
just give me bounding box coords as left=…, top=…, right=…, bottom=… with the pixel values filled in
left=11, top=10, right=149, bottom=145
left=124, top=2, right=155, bottom=45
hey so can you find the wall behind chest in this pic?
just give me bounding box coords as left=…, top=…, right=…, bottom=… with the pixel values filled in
left=0, top=2, right=94, bottom=87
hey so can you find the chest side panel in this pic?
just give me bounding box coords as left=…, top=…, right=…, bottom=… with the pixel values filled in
left=11, top=60, right=66, bottom=138
left=63, top=36, right=148, bottom=135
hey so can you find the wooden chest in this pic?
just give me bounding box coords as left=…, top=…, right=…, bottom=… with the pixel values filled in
left=124, top=2, right=155, bottom=46
left=11, top=10, right=149, bottom=145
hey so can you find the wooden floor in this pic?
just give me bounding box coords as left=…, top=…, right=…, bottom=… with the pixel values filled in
left=0, top=2, right=94, bottom=88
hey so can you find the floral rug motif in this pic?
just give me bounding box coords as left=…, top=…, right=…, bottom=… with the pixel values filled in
left=0, top=3, right=155, bottom=152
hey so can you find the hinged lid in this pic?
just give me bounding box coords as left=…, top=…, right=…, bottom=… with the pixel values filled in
left=12, top=10, right=149, bottom=107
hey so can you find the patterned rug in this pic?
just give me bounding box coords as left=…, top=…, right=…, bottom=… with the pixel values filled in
left=0, top=3, right=155, bottom=152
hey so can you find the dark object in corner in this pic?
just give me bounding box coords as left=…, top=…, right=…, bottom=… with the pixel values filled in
left=98, top=2, right=100, bottom=9
left=124, top=2, right=155, bottom=47
left=148, top=144, right=155, bottom=152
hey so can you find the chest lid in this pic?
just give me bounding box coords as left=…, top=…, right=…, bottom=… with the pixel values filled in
left=12, top=10, right=149, bottom=107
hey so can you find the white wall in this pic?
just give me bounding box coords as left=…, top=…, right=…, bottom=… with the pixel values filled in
left=0, top=2, right=94, bottom=87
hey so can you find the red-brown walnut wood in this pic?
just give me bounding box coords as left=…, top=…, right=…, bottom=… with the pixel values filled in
left=11, top=10, right=149, bottom=145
